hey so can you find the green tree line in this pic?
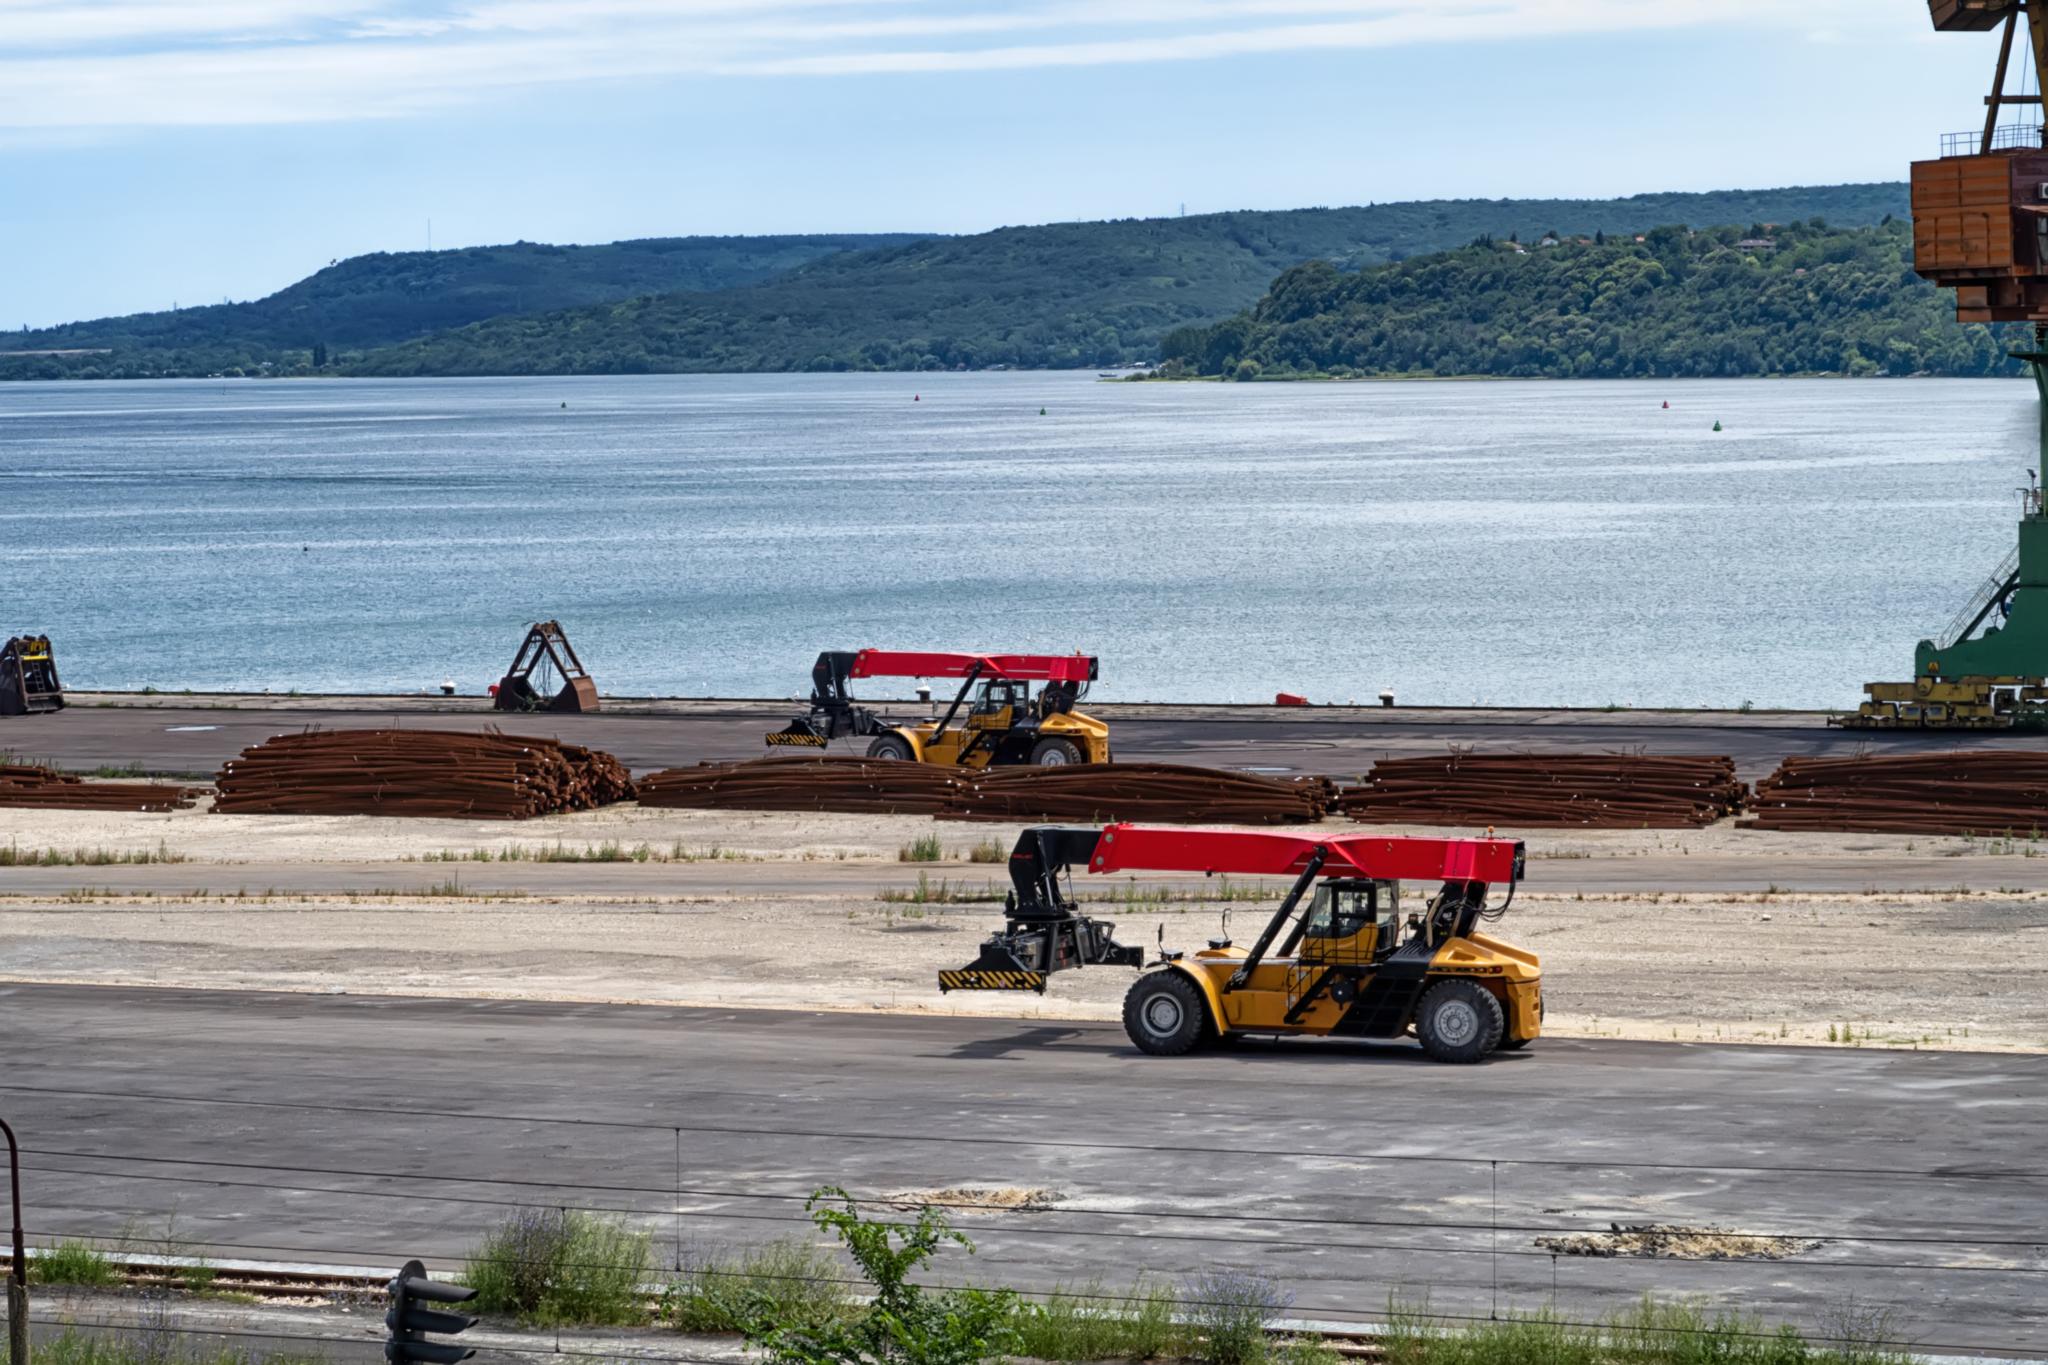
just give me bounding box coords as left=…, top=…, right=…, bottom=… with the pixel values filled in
left=0, top=185, right=1907, bottom=381
left=1158, top=219, right=2019, bottom=380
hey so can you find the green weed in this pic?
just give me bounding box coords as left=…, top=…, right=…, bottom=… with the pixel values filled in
left=30, top=1240, right=119, bottom=1288
left=1181, top=1270, right=1290, bottom=1365
left=39, top=1331, right=322, bottom=1365
left=877, top=873, right=1003, bottom=905
left=1380, top=1294, right=1915, bottom=1365
left=0, top=841, right=186, bottom=866
left=898, top=834, right=945, bottom=863
left=1011, top=1282, right=1180, bottom=1361
left=745, top=1188, right=1016, bottom=1365
left=660, top=1239, right=852, bottom=1334
left=463, top=1207, right=653, bottom=1327
left=967, top=838, right=1008, bottom=864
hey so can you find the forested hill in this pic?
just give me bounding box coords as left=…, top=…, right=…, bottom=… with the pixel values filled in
left=1, top=183, right=1909, bottom=380
left=0, top=234, right=925, bottom=375
left=348, top=184, right=1910, bottom=377
left=1154, top=219, right=2015, bottom=380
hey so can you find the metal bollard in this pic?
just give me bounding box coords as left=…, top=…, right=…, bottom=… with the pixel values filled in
left=3, top=1115, right=25, bottom=1365
left=6, top=1279, right=27, bottom=1365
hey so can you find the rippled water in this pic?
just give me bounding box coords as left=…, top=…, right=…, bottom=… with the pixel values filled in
left=0, top=371, right=2036, bottom=706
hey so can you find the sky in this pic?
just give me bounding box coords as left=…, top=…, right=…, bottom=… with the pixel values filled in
left=0, top=0, right=2024, bottom=328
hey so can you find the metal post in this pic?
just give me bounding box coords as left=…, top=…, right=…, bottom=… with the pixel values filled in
left=2, top=1116, right=27, bottom=1365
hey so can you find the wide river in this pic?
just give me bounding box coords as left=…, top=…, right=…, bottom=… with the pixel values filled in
left=0, top=372, right=2037, bottom=708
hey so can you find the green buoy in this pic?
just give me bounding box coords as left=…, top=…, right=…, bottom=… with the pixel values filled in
left=1712, top=420, right=1722, bottom=432
left=1040, top=407, right=1047, bottom=415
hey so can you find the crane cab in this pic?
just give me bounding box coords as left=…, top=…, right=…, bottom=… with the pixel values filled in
left=1296, top=879, right=1402, bottom=966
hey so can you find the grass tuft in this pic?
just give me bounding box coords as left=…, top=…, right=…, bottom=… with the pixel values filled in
left=1380, top=1295, right=1917, bottom=1365
left=877, top=873, right=1004, bottom=905
left=463, top=1207, right=652, bottom=1327
left=660, top=1239, right=853, bottom=1334
left=967, top=837, right=1008, bottom=864
left=1012, top=1282, right=1181, bottom=1361
left=0, top=841, right=186, bottom=867
left=898, top=834, right=945, bottom=863
left=1181, top=1270, right=1291, bottom=1365
left=31, top=1240, right=119, bottom=1288
left=39, top=1330, right=322, bottom=1365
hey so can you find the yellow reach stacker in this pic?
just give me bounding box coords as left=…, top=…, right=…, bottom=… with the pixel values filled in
left=940, top=824, right=1538, bottom=1064
left=768, top=650, right=1110, bottom=766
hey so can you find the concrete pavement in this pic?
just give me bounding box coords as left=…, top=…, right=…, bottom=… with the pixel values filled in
left=2, top=984, right=2042, bottom=1354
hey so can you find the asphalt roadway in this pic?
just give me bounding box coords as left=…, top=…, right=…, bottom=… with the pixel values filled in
left=3, top=983, right=2043, bottom=1355
left=22, top=694, right=2048, bottom=782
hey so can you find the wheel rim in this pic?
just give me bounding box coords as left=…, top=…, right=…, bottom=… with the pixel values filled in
left=1039, top=748, right=1072, bottom=766
left=1435, top=999, right=1480, bottom=1048
left=1143, top=992, right=1184, bottom=1036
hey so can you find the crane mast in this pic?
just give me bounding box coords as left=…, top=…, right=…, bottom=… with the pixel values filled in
left=1841, top=2, right=2048, bottom=725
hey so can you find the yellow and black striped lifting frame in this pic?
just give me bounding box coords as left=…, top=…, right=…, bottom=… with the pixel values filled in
left=937, top=968, right=1048, bottom=993
left=764, top=730, right=829, bottom=748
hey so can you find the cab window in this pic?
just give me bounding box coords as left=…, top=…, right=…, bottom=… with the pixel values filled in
left=972, top=681, right=1023, bottom=715
left=1304, top=884, right=1375, bottom=940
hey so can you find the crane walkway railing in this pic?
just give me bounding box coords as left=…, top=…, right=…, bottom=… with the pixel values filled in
left=1937, top=545, right=2022, bottom=649
left=1940, top=123, right=2044, bottom=156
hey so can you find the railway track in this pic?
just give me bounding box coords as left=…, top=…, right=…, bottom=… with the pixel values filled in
left=47, top=1257, right=1389, bottom=1357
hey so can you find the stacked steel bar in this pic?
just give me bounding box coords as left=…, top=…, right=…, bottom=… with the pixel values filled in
left=636, top=759, right=1331, bottom=824
left=1745, top=750, right=2048, bottom=834
left=212, top=729, right=635, bottom=819
left=0, top=762, right=201, bottom=812
left=1340, top=753, right=1744, bottom=829
left=636, top=756, right=966, bottom=815
left=943, top=764, right=1334, bottom=825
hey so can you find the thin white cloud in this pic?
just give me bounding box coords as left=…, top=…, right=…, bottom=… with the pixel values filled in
left=0, top=0, right=1877, bottom=131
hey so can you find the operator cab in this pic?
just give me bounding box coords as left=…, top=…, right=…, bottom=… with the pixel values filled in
left=1299, top=878, right=1401, bottom=964
left=970, top=679, right=1028, bottom=724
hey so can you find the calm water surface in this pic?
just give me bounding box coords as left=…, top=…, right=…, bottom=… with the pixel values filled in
left=0, top=372, right=2035, bottom=707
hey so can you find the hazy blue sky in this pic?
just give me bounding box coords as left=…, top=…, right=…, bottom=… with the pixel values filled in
left=0, top=1, right=2021, bottom=327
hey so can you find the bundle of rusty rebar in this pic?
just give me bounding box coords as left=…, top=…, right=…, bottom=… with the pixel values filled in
left=1339, top=753, right=1744, bottom=829
left=637, top=758, right=1331, bottom=824
left=0, top=762, right=201, bottom=812
left=1743, top=750, right=2048, bottom=835
left=942, top=763, right=1334, bottom=825
left=636, top=755, right=966, bottom=814
left=212, top=729, right=635, bottom=819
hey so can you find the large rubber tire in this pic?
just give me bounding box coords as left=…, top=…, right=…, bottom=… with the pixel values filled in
left=1030, top=737, right=1085, bottom=766
left=1123, top=973, right=1208, bottom=1056
left=866, top=734, right=915, bottom=761
left=1414, top=979, right=1505, bottom=1064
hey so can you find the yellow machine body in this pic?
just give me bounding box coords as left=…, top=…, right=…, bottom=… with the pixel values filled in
left=1162, top=915, right=1541, bottom=1046
left=1835, top=675, right=2048, bottom=728
left=881, top=683, right=1111, bottom=768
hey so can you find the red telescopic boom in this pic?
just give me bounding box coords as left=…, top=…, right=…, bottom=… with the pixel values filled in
left=847, top=650, right=1097, bottom=683
left=1083, top=825, right=1523, bottom=885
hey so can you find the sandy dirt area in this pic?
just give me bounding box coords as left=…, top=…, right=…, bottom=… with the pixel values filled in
left=3, top=799, right=2045, bottom=1053
left=3, top=793, right=2046, bottom=867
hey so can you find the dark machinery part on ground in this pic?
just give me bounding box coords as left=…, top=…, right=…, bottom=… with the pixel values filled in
left=767, top=649, right=1110, bottom=766
left=385, top=1260, right=478, bottom=1365
left=939, top=824, right=1538, bottom=1063
left=492, top=620, right=599, bottom=713
left=0, top=635, right=63, bottom=717
left=1844, top=1, right=2048, bottom=727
